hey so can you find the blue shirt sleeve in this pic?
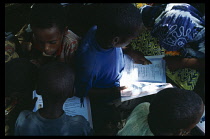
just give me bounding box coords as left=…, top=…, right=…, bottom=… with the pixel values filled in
left=74, top=26, right=97, bottom=98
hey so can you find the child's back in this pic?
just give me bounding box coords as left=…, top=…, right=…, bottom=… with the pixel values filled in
left=117, top=88, right=204, bottom=136
left=14, top=62, right=94, bottom=136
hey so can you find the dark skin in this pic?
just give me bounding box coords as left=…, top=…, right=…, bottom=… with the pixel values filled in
left=30, top=26, right=68, bottom=66
left=36, top=89, right=74, bottom=119
left=96, top=26, right=152, bottom=65
left=163, top=56, right=205, bottom=72
left=32, top=26, right=68, bottom=56
left=122, top=46, right=152, bottom=65
left=171, top=102, right=204, bottom=136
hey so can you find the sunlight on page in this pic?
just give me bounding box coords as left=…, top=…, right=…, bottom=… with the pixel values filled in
left=120, top=54, right=173, bottom=101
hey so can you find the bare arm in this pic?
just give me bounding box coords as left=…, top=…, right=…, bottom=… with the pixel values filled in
left=122, top=46, right=152, bottom=65
left=163, top=56, right=205, bottom=72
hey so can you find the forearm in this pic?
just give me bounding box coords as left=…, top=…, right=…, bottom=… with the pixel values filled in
left=122, top=46, right=131, bottom=55
left=182, top=58, right=205, bottom=71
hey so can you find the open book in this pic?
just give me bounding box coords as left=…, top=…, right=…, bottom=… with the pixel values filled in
left=32, top=90, right=93, bottom=128
left=120, top=55, right=173, bottom=102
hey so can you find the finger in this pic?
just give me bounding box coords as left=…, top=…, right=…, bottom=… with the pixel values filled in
left=118, top=86, right=127, bottom=90
left=145, top=59, right=152, bottom=65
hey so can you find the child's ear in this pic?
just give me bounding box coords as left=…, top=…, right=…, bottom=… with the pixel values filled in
left=112, top=36, right=120, bottom=47
left=63, top=26, right=68, bottom=35
left=36, top=89, right=41, bottom=95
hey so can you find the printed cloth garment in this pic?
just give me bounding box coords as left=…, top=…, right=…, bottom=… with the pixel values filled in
left=5, top=40, right=19, bottom=63
left=132, top=3, right=204, bottom=90
left=141, top=3, right=205, bottom=58
left=130, top=27, right=199, bottom=90
left=117, top=102, right=153, bottom=136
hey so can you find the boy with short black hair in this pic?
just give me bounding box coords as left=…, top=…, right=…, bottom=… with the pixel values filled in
left=74, top=3, right=146, bottom=135
left=117, top=88, right=204, bottom=136
left=14, top=62, right=94, bottom=136
left=74, top=3, right=144, bottom=102
left=13, top=3, right=80, bottom=67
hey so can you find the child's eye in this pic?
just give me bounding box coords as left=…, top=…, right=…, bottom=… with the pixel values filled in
left=49, top=41, right=57, bottom=44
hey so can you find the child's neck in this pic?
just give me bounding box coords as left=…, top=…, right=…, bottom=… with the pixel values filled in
left=38, top=103, right=64, bottom=119
left=96, top=32, right=113, bottom=49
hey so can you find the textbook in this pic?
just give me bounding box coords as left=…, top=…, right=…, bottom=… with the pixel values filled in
left=32, top=90, right=93, bottom=128
left=120, top=54, right=173, bottom=102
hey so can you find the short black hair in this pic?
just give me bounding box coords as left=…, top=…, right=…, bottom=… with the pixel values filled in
left=37, top=62, right=75, bottom=101
left=96, top=3, right=142, bottom=39
left=29, top=3, right=67, bottom=31
left=5, top=58, right=37, bottom=97
left=148, top=88, right=203, bottom=135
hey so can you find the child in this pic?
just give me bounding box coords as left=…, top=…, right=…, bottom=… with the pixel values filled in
left=14, top=62, right=94, bottom=136
left=133, top=3, right=205, bottom=103
left=74, top=3, right=145, bottom=102
left=73, top=3, right=146, bottom=135
left=139, top=3, right=205, bottom=71
left=117, top=88, right=204, bottom=136
left=5, top=58, right=38, bottom=136
left=14, top=3, right=80, bottom=67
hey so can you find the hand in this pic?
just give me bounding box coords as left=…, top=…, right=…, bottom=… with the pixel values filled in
left=119, top=86, right=132, bottom=97
left=129, top=49, right=152, bottom=65
left=116, top=86, right=127, bottom=91
left=163, top=56, right=185, bottom=71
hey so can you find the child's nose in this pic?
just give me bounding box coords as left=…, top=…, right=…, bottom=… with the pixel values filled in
left=44, top=43, right=50, bottom=51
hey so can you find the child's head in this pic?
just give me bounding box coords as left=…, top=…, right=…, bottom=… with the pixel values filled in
left=29, top=4, right=68, bottom=56
left=37, top=62, right=75, bottom=103
left=95, top=3, right=143, bottom=48
left=148, top=88, right=204, bottom=136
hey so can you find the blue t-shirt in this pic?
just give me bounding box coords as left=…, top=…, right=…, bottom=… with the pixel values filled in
left=141, top=3, right=205, bottom=58
left=75, top=25, right=125, bottom=98
left=14, top=110, right=94, bottom=136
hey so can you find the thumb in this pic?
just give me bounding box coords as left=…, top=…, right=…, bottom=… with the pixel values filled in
left=118, top=86, right=127, bottom=91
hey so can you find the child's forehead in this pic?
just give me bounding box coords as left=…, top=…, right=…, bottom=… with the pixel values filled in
left=33, top=26, right=62, bottom=34
left=33, top=27, right=63, bottom=40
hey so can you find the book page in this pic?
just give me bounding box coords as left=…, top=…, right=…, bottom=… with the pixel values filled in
left=121, top=82, right=173, bottom=102
left=33, top=90, right=43, bottom=112
left=134, top=55, right=166, bottom=82
left=32, top=90, right=93, bottom=128
left=120, top=54, right=173, bottom=101
left=121, top=54, right=166, bottom=86
left=63, top=96, right=93, bottom=128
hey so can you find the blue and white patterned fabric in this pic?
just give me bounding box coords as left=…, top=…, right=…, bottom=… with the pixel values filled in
left=140, top=3, right=205, bottom=58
